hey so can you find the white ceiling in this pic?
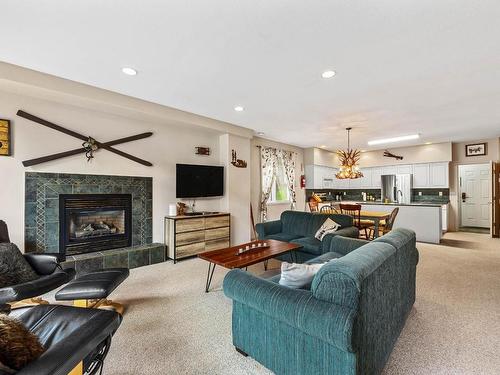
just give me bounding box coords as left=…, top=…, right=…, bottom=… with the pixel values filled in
left=1, top=1, right=500, bottom=150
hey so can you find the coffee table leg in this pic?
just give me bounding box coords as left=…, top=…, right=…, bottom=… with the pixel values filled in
left=205, top=263, right=216, bottom=293
left=264, top=260, right=268, bottom=271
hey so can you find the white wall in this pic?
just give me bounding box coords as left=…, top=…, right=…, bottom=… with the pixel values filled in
left=251, top=137, right=306, bottom=223
left=0, top=64, right=255, bottom=248
left=219, top=134, right=251, bottom=244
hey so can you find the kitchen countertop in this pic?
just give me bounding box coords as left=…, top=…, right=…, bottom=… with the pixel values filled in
left=320, top=200, right=448, bottom=208
left=356, top=201, right=447, bottom=208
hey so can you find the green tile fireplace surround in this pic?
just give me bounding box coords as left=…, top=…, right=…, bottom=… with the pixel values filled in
left=25, top=172, right=165, bottom=274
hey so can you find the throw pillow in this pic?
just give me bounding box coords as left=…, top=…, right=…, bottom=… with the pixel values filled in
left=279, top=262, right=325, bottom=289
left=0, top=243, right=39, bottom=288
left=314, top=218, right=340, bottom=241
left=0, top=314, right=45, bottom=371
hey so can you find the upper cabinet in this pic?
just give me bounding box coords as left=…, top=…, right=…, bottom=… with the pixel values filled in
left=428, top=162, right=449, bottom=188
left=396, top=164, right=412, bottom=174
left=370, top=167, right=383, bottom=188
left=412, top=163, right=430, bottom=188
left=305, top=162, right=449, bottom=190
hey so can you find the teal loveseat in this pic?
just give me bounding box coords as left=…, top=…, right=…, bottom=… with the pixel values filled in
left=224, top=228, right=419, bottom=375
left=255, top=210, right=359, bottom=262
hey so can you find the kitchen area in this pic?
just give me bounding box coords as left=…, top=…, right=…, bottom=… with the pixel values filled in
left=305, top=155, right=450, bottom=244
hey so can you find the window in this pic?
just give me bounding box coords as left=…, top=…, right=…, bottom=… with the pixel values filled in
left=269, top=157, right=290, bottom=203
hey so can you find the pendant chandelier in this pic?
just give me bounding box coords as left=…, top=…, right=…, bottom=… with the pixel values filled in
left=336, top=127, right=363, bottom=179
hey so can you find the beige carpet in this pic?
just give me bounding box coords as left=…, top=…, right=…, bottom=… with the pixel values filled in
left=77, top=232, right=500, bottom=374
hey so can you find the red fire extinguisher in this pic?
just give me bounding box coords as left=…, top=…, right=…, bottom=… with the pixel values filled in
left=300, top=175, right=306, bottom=189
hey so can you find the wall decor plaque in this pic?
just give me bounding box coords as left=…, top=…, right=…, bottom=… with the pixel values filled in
left=0, top=119, right=11, bottom=156
left=465, top=142, right=487, bottom=157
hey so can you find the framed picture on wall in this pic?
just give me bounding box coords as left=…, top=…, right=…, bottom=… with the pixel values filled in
left=0, top=119, right=11, bottom=156
left=465, top=142, right=487, bottom=157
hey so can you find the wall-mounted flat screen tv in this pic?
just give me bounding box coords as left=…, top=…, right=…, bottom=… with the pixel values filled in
left=176, top=164, right=224, bottom=198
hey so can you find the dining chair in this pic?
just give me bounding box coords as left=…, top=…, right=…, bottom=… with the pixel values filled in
left=319, top=205, right=339, bottom=214
left=308, top=200, right=319, bottom=212
left=339, top=203, right=369, bottom=239
left=368, top=207, right=399, bottom=239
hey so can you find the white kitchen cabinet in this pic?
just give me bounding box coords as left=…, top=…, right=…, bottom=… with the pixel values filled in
left=412, top=163, right=430, bottom=188
left=371, top=167, right=383, bottom=188
left=396, top=164, right=412, bottom=174
left=381, top=166, right=397, bottom=176
left=359, top=168, right=372, bottom=188
left=429, top=162, right=449, bottom=188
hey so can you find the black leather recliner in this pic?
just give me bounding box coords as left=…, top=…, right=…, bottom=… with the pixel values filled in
left=0, top=220, right=75, bottom=308
left=3, top=304, right=122, bottom=375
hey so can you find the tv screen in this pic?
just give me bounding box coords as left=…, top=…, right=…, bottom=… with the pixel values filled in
left=176, top=164, right=224, bottom=198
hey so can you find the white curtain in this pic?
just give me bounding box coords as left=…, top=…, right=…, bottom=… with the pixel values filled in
left=279, top=150, right=297, bottom=210
left=260, top=147, right=278, bottom=222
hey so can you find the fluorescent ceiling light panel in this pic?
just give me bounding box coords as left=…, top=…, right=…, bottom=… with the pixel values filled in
left=367, top=134, right=420, bottom=146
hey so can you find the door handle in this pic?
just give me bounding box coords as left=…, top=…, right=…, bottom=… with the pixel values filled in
left=461, top=192, right=467, bottom=202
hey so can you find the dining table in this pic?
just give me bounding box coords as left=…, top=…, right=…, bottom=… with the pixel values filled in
left=358, top=210, right=391, bottom=238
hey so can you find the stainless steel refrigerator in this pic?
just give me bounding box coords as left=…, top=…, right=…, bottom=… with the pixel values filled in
left=381, top=174, right=412, bottom=204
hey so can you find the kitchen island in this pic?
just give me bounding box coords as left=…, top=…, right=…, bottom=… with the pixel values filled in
left=320, top=200, right=445, bottom=244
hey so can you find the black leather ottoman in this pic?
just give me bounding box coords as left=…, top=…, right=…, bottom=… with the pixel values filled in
left=55, top=268, right=129, bottom=315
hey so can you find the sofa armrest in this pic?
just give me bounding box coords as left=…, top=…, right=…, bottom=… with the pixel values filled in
left=255, top=220, right=282, bottom=239
left=24, top=254, right=60, bottom=275
left=223, top=269, right=356, bottom=352
left=321, top=227, right=360, bottom=252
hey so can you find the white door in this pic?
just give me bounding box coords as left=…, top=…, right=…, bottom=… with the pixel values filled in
left=459, top=164, right=491, bottom=228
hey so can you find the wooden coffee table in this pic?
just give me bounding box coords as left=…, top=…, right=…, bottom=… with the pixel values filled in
left=198, top=239, right=302, bottom=292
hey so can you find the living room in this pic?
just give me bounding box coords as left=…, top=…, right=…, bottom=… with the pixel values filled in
left=0, top=2, right=499, bottom=375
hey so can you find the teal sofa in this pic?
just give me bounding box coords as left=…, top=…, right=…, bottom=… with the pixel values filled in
left=255, top=210, right=359, bottom=263
left=224, top=228, right=419, bottom=375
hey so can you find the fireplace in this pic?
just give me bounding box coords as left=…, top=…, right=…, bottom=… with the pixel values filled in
left=59, top=194, right=132, bottom=257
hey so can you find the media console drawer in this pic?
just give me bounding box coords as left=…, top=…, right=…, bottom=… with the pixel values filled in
left=165, top=213, right=230, bottom=262
left=175, top=218, right=205, bottom=233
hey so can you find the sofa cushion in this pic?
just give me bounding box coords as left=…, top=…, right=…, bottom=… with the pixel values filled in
left=314, top=218, right=340, bottom=240
left=290, top=237, right=322, bottom=255
left=280, top=211, right=353, bottom=237
left=279, top=262, right=326, bottom=289
left=266, top=251, right=343, bottom=286
left=263, top=233, right=302, bottom=242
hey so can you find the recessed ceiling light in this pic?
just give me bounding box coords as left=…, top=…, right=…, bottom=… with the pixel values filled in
left=122, top=67, right=137, bottom=76
left=367, top=134, right=420, bottom=146
left=322, top=70, right=336, bottom=79
left=425, top=142, right=432, bottom=145
left=320, top=145, right=327, bottom=148
left=257, top=132, right=265, bottom=136
left=234, top=106, right=244, bottom=112
left=361, top=150, right=367, bottom=153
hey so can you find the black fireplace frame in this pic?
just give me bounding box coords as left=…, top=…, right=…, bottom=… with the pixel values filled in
left=59, top=194, right=132, bottom=257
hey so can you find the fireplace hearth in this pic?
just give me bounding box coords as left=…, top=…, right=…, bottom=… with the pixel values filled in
left=59, top=194, right=132, bottom=257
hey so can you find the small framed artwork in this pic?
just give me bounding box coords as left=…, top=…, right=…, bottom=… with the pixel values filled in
left=0, top=119, right=11, bottom=156
left=465, top=142, right=487, bottom=157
